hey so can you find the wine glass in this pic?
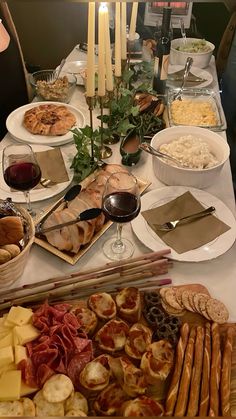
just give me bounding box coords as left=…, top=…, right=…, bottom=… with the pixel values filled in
left=102, top=171, right=141, bottom=260
left=2, top=144, right=42, bottom=216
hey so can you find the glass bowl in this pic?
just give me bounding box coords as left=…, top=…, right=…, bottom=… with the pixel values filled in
left=29, top=70, right=77, bottom=103
left=167, top=88, right=226, bottom=132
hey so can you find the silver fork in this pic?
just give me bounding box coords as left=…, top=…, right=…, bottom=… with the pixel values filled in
left=154, top=206, right=215, bottom=232
left=46, top=58, right=66, bottom=83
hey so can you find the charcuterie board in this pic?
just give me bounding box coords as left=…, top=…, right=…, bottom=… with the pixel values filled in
left=0, top=282, right=235, bottom=417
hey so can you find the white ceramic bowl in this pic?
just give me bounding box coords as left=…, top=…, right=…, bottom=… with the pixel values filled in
left=150, top=126, right=230, bottom=188
left=170, top=38, right=215, bottom=68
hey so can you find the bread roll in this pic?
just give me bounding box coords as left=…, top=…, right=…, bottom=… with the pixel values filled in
left=0, top=244, right=21, bottom=258
left=0, top=249, right=11, bottom=264
left=0, top=216, right=24, bottom=245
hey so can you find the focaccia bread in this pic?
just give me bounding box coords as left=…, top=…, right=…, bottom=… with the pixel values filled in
left=23, top=104, right=76, bottom=136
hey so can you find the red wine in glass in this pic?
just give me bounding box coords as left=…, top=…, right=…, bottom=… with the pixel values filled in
left=102, top=172, right=141, bottom=261
left=2, top=144, right=42, bottom=215
left=4, top=162, right=41, bottom=191
left=103, top=191, right=140, bottom=223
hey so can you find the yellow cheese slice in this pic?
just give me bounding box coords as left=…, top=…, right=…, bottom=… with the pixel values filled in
left=0, top=370, right=21, bottom=401
left=14, top=324, right=40, bottom=345
left=0, top=332, right=13, bottom=349
left=7, top=306, right=33, bottom=326
left=0, top=346, right=14, bottom=367
left=0, top=362, right=16, bottom=375
left=14, top=345, right=27, bottom=365
left=20, top=381, right=38, bottom=397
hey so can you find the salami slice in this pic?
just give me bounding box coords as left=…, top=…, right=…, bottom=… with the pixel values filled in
left=67, top=351, right=93, bottom=390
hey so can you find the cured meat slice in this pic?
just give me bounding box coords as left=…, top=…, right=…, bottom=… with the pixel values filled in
left=125, top=323, right=152, bottom=359
left=93, top=382, right=129, bottom=416
left=88, top=292, right=116, bottom=320
left=122, top=396, right=164, bottom=417
left=79, top=354, right=111, bottom=391
left=140, top=340, right=174, bottom=385
left=95, top=319, right=129, bottom=352
left=116, top=287, right=141, bottom=323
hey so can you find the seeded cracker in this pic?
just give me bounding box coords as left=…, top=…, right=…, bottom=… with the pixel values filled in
left=206, top=298, right=229, bottom=324
left=164, top=288, right=183, bottom=311
left=193, top=293, right=209, bottom=314
left=181, top=290, right=196, bottom=312
left=175, top=287, right=185, bottom=308
left=161, top=299, right=185, bottom=316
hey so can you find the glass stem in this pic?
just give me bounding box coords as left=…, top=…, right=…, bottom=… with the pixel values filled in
left=112, top=223, right=125, bottom=253
left=24, top=191, right=32, bottom=214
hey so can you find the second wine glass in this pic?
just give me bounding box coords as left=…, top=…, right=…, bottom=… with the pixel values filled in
left=2, top=144, right=42, bottom=216
left=102, top=171, right=141, bottom=260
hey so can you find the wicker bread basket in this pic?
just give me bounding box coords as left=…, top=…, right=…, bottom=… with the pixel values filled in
left=0, top=206, right=35, bottom=285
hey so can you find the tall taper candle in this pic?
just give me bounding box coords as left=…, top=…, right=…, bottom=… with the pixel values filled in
left=86, top=2, right=95, bottom=97
left=121, top=2, right=127, bottom=60
left=104, top=7, right=113, bottom=92
left=98, top=3, right=106, bottom=97
left=115, top=2, right=121, bottom=77
left=129, top=2, right=138, bottom=41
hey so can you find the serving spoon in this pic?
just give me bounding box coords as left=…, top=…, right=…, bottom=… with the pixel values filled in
left=172, top=56, right=193, bottom=100
left=139, top=142, right=189, bottom=168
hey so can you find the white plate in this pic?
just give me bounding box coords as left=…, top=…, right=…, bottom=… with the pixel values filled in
left=167, top=65, right=213, bottom=89
left=6, top=102, right=85, bottom=146
left=61, top=61, right=87, bottom=85
left=131, top=186, right=236, bottom=262
left=0, top=144, right=74, bottom=203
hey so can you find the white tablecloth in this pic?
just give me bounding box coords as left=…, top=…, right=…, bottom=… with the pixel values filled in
left=1, top=48, right=236, bottom=321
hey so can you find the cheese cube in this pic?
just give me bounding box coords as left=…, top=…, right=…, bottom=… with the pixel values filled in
left=0, top=370, right=21, bottom=401
left=0, top=362, right=16, bottom=374
left=13, top=329, right=19, bottom=346
left=14, top=345, right=27, bottom=365
left=0, top=332, right=13, bottom=349
left=20, top=381, right=38, bottom=397
left=6, top=306, right=33, bottom=326
left=14, top=324, right=40, bottom=345
left=0, top=346, right=14, bottom=367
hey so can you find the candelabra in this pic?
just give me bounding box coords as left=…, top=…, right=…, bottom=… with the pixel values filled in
left=99, top=96, right=112, bottom=159
left=103, top=91, right=119, bottom=145
left=86, top=96, right=96, bottom=164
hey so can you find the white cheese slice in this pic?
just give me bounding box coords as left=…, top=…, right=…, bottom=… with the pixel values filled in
left=14, top=345, right=27, bottom=365
left=0, top=345, right=14, bottom=367
left=0, top=332, right=13, bottom=349
left=0, top=370, right=21, bottom=401
left=14, top=324, right=40, bottom=345
left=7, top=306, right=33, bottom=326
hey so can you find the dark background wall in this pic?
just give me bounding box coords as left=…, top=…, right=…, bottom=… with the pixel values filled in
left=7, top=1, right=231, bottom=70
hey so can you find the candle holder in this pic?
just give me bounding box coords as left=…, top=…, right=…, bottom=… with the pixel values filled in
left=115, top=76, right=122, bottom=101
left=86, top=95, right=96, bottom=164
left=99, top=96, right=112, bottom=159
left=103, top=91, right=120, bottom=145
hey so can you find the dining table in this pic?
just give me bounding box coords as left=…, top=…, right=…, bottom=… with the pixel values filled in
left=1, top=44, right=236, bottom=323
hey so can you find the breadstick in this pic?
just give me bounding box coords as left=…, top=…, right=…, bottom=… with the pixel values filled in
left=209, top=322, right=221, bottom=416
left=174, top=327, right=196, bottom=417
left=186, top=325, right=204, bottom=416
left=221, top=327, right=235, bottom=416
left=199, top=322, right=212, bottom=416
left=165, top=323, right=190, bottom=416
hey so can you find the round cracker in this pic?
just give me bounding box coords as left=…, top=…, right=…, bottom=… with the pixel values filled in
left=181, top=290, right=195, bottom=312
left=0, top=401, right=23, bottom=416
left=34, top=390, right=64, bottom=417
left=20, top=397, right=36, bottom=417
left=43, top=374, right=73, bottom=403
left=192, top=293, right=208, bottom=314
left=164, top=288, right=183, bottom=311
left=159, top=287, right=170, bottom=301
left=65, top=392, right=88, bottom=415
left=161, top=300, right=186, bottom=316
left=175, top=288, right=185, bottom=308
left=65, top=409, right=87, bottom=416
left=206, top=298, right=229, bottom=324
left=198, top=295, right=211, bottom=320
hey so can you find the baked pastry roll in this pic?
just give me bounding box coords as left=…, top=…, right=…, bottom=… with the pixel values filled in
left=115, top=287, right=141, bottom=323
left=79, top=354, right=111, bottom=391
left=122, top=396, right=164, bottom=417
left=95, top=319, right=129, bottom=352
left=140, top=340, right=174, bottom=385
left=125, top=323, right=152, bottom=359
left=93, top=382, right=129, bottom=416
left=88, top=292, right=116, bottom=320
left=70, top=306, right=98, bottom=335
left=109, top=356, right=147, bottom=397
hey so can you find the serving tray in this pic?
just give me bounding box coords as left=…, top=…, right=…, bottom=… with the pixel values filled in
left=34, top=169, right=151, bottom=265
